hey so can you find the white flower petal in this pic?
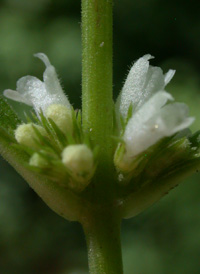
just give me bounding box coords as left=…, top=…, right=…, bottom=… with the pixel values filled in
left=127, top=91, right=173, bottom=126
left=34, top=53, right=51, bottom=67
left=4, top=75, right=45, bottom=108
left=158, top=103, right=195, bottom=134
left=117, top=54, right=153, bottom=119
left=34, top=53, right=71, bottom=109
left=17, top=76, right=45, bottom=97
left=123, top=93, right=194, bottom=159
left=17, top=76, right=48, bottom=114
left=140, top=66, right=165, bottom=108
left=4, top=53, right=72, bottom=117
left=3, top=89, right=33, bottom=106
left=164, top=69, right=176, bottom=85
left=116, top=55, right=176, bottom=122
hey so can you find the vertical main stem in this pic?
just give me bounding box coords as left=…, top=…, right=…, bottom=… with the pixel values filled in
left=82, top=209, right=123, bottom=274
left=81, top=2, right=122, bottom=272
left=82, top=0, right=113, bottom=162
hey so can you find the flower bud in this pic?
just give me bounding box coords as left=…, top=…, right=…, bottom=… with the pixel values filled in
left=45, top=104, right=73, bottom=134
left=62, top=144, right=94, bottom=184
left=15, top=123, right=46, bottom=148
left=29, top=153, right=48, bottom=167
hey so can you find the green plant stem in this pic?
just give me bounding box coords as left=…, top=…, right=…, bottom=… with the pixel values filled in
left=81, top=1, right=123, bottom=273
left=82, top=0, right=113, bottom=163
left=82, top=209, right=123, bottom=274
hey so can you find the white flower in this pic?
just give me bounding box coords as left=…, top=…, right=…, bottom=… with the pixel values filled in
left=3, top=53, right=71, bottom=116
left=115, top=55, right=194, bottom=168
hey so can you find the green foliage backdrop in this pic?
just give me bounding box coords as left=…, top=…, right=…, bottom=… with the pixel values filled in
left=0, top=0, right=200, bottom=273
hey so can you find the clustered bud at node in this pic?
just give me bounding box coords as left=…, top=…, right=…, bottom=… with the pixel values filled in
left=45, top=104, right=73, bottom=134
left=15, top=123, right=47, bottom=149
left=29, top=153, right=48, bottom=168
left=62, top=144, right=94, bottom=184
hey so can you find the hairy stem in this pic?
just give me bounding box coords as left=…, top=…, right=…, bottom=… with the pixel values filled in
left=81, top=209, right=123, bottom=274
left=81, top=1, right=123, bottom=273
left=82, top=0, right=113, bottom=163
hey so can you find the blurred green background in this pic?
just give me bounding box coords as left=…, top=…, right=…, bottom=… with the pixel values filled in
left=1, top=0, right=200, bottom=273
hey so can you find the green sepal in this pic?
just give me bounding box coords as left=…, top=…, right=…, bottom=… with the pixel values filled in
left=0, top=98, right=85, bottom=221
left=126, top=103, right=133, bottom=125
left=0, top=130, right=85, bottom=221
left=0, top=95, right=21, bottom=134
left=116, top=134, right=190, bottom=183
left=71, top=108, right=83, bottom=143
left=48, top=118, right=68, bottom=147
left=188, top=130, right=200, bottom=147
left=119, top=132, right=200, bottom=218
left=38, top=112, right=67, bottom=152
left=115, top=102, right=133, bottom=137
left=0, top=126, right=16, bottom=143
left=122, top=157, right=200, bottom=219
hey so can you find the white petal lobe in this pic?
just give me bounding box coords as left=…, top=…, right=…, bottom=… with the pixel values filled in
left=34, top=53, right=51, bottom=67
left=3, top=89, right=33, bottom=106
left=164, top=69, right=176, bottom=85
left=123, top=91, right=193, bottom=159
left=140, top=66, right=165, bottom=108
left=35, top=53, right=71, bottom=109
left=17, top=76, right=45, bottom=96
left=116, top=55, right=176, bottom=123
left=3, top=53, right=72, bottom=117
left=17, top=76, right=47, bottom=114
left=118, top=54, right=153, bottom=118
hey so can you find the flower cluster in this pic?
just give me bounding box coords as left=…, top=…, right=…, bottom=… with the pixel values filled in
left=4, top=53, right=97, bottom=192
left=2, top=53, right=199, bottom=217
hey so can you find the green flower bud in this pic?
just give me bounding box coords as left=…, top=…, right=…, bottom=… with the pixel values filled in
left=29, top=153, right=48, bottom=167
left=15, top=123, right=46, bottom=148
left=45, top=104, right=73, bottom=134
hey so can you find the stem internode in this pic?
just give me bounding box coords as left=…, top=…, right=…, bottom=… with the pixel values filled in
left=82, top=0, right=113, bottom=163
